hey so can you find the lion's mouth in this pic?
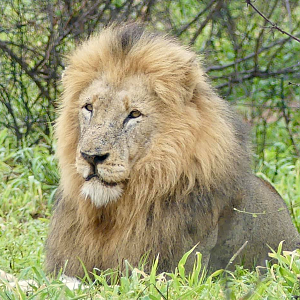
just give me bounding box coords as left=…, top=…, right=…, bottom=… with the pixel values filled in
left=85, top=174, right=118, bottom=187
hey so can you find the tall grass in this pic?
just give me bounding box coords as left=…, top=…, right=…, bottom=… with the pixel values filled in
left=0, top=127, right=299, bottom=299
left=0, top=128, right=58, bottom=275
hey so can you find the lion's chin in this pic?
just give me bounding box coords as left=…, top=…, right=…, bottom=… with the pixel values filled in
left=81, top=179, right=124, bottom=207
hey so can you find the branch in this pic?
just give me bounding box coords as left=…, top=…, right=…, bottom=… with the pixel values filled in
left=253, top=0, right=279, bottom=71
left=246, top=0, right=300, bottom=43
left=0, top=40, right=51, bottom=101
left=206, top=34, right=299, bottom=72
left=189, top=0, right=223, bottom=45
left=176, top=0, right=217, bottom=37
left=215, top=65, right=300, bottom=89
left=0, top=84, right=22, bottom=140
left=288, top=82, right=300, bottom=87
left=141, top=0, right=156, bottom=22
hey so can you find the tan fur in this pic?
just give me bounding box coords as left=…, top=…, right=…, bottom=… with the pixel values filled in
left=45, top=24, right=300, bottom=278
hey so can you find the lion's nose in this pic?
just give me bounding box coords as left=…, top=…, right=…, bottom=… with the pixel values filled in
left=81, top=151, right=110, bottom=165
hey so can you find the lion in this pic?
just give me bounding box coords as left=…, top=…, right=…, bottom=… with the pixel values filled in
left=45, top=24, right=300, bottom=278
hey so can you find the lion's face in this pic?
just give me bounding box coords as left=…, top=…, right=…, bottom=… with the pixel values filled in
left=76, top=75, right=158, bottom=207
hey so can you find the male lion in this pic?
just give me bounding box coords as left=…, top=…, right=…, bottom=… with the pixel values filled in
left=45, top=24, right=300, bottom=278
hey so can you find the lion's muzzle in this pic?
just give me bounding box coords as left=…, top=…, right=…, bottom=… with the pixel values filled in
left=75, top=147, right=129, bottom=206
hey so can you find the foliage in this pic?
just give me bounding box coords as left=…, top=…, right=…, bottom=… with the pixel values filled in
left=0, top=126, right=299, bottom=298
left=0, top=0, right=300, bottom=298
left=0, top=129, right=58, bottom=275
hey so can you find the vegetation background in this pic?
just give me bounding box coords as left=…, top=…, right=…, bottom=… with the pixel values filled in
left=0, top=0, right=300, bottom=298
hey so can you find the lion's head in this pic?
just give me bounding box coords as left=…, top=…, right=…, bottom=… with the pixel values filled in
left=56, top=24, right=243, bottom=209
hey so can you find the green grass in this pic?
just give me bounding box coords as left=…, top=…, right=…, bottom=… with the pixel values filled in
left=0, top=127, right=300, bottom=299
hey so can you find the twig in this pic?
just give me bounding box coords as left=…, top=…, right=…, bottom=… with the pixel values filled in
left=253, top=0, right=279, bottom=71
left=224, top=241, right=248, bottom=271
left=206, top=34, right=300, bottom=72
left=232, top=102, right=300, bottom=111
left=0, top=40, right=51, bottom=101
left=246, top=0, right=300, bottom=43
left=214, top=64, right=300, bottom=89
left=176, top=0, right=217, bottom=36
left=189, top=0, right=223, bottom=45
left=288, top=82, right=300, bottom=87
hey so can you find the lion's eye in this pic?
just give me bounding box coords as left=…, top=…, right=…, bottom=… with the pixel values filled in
left=128, top=110, right=142, bottom=119
left=84, top=104, right=93, bottom=112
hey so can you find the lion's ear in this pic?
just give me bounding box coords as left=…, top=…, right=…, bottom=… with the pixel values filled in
left=184, top=57, right=214, bottom=107
left=151, top=57, right=202, bottom=106
left=182, top=58, right=201, bottom=103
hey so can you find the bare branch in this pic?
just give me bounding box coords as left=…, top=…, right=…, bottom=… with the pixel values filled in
left=215, top=65, right=300, bottom=89
left=288, top=82, right=300, bottom=87
left=246, top=0, right=300, bottom=43
left=189, top=0, right=223, bottom=45
left=176, top=0, right=217, bottom=37
left=206, top=35, right=300, bottom=72
left=0, top=40, right=51, bottom=101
